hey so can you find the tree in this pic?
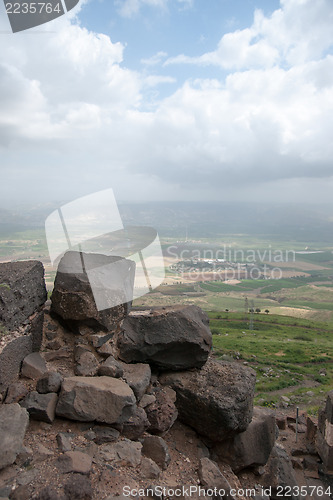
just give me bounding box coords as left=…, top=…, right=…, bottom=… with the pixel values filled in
left=255, top=308, right=261, bottom=314
left=265, top=309, right=270, bottom=314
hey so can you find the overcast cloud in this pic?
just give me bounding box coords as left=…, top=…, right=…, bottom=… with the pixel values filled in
left=0, top=0, right=333, bottom=205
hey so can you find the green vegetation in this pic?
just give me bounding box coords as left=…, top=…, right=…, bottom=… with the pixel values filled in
left=209, top=311, right=333, bottom=413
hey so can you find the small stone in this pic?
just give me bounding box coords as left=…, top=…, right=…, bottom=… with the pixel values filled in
left=45, top=340, right=63, bottom=350
left=20, top=391, right=58, bottom=423
left=63, top=474, right=93, bottom=500
left=37, top=372, right=63, bottom=394
left=97, top=342, right=114, bottom=358
left=4, top=382, right=28, bottom=404
left=89, top=333, right=113, bottom=348
left=141, top=457, right=161, bottom=479
left=58, top=451, right=92, bottom=475
left=99, top=439, right=142, bottom=467
left=43, top=350, right=71, bottom=361
left=74, top=344, right=91, bottom=362
left=98, top=356, right=123, bottom=378
left=119, top=407, right=149, bottom=441
left=14, top=445, right=33, bottom=467
left=139, top=394, right=156, bottom=408
left=142, top=436, right=170, bottom=470
left=93, top=426, right=120, bottom=445
left=56, top=433, right=73, bottom=452
left=120, top=362, right=151, bottom=400
left=74, top=351, right=99, bottom=377
left=84, top=431, right=96, bottom=441
left=21, top=353, right=47, bottom=379
left=34, top=444, right=54, bottom=462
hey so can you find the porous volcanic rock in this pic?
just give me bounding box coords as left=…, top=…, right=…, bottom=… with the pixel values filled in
left=0, top=403, right=29, bottom=470
left=160, top=359, right=256, bottom=441
left=117, top=305, right=212, bottom=370
left=261, top=444, right=299, bottom=500
left=0, top=260, right=47, bottom=331
left=145, top=387, right=178, bottom=435
left=56, top=376, right=136, bottom=424
left=213, top=407, right=277, bottom=472
left=51, top=251, right=135, bottom=333
left=316, top=390, right=333, bottom=474
left=0, top=261, right=46, bottom=396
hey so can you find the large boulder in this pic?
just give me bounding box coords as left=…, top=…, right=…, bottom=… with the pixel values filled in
left=0, top=260, right=47, bottom=331
left=261, top=445, right=299, bottom=500
left=316, top=390, right=333, bottom=474
left=56, top=376, right=136, bottom=424
left=51, top=251, right=135, bottom=333
left=0, top=261, right=46, bottom=396
left=0, top=403, right=29, bottom=470
left=213, top=407, right=277, bottom=472
left=160, top=359, right=256, bottom=441
left=117, top=305, right=212, bottom=370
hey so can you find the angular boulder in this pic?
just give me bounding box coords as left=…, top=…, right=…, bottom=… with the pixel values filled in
left=0, top=261, right=46, bottom=396
left=198, top=458, right=232, bottom=490
left=21, top=352, right=47, bottom=380
left=142, top=435, right=171, bottom=470
left=261, top=445, right=299, bottom=500
left=0, top=260, right=47, bottom=331
left=56, top=376, right=136, bottom=424
left=213, top=407, right=277, bottom=472
left=36, top=372, right=63, bottom=394
left=160, top=359, right=256, bottom=441
left=99, top=439, right=142, bottom=467
left=117, top=305, right=212, bottom=370
left=98, top=356, right=123, bottom=378
left=316, top=390, right=333, bottom=474
left=74, top=351, right=99, bottom=377
left=20, top=391, right=58, bottom=424
left=50, top=251, right=135, bottom=333
left=119, top=407, right=150, bottom=441
left=119, top=362, right=151, bottom=400
left=0, top=403, right=29, bottom=470
left=0, top=337, right=32, bottom=395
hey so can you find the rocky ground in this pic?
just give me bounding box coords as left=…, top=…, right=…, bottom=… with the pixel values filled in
left=1, top=255, right=332, bottom=500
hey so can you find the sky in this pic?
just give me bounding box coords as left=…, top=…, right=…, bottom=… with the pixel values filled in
left=0, top=0, right=333, bottom=207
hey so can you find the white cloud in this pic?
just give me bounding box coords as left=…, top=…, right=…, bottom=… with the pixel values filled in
left=141, top=51, right=168, bottom=66
left=0, top=0, right=333, bottom=204
left=166, top=0, right=333, bottom=70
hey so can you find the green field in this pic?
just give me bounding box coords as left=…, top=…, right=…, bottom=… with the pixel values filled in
left=209, top=312, right=333, bottom=413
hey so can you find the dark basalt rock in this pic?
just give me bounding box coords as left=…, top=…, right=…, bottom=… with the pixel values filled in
left=50, top=251, right=135, bottom=333
left=0, top=260, right=47, bottom=331
left=160, top=359, right=256, bottom=442
left=117, top=305, right=212, bottom=371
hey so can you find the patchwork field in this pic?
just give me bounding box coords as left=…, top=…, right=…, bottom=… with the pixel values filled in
left=208, top=312, right=333, bottom=414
